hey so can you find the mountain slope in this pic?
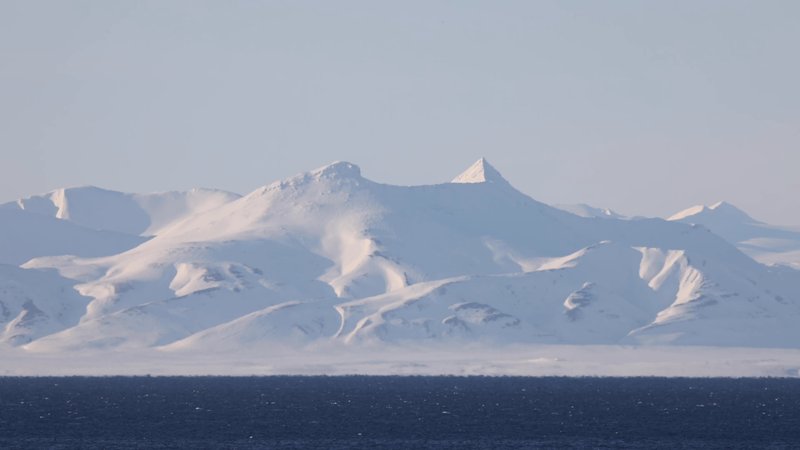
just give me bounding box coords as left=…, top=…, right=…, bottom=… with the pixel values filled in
left=9, top=186, right=240, bottom=236
left=0, top=207, right=146, bottom=266
left=14, top=159, right=800, bottom=351
left=0, top=264, right=90, bottom=346
left=553, top=203, right=626, bottom=219
left=669, top=201, right=800, bottom=269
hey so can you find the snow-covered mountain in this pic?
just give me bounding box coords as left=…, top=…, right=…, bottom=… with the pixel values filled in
left=668, top=201, right=800, bottom=270
left=0, top=206, right=146, bottom=265
left=9, top=186, right=240, bottom=236
left=3, top=159, right=800, bottom=353
left=0, top=264, right=91, bottom=346
left=0, top=186, right=240, bottom=265
left=553, top=203, right=626, bottom=220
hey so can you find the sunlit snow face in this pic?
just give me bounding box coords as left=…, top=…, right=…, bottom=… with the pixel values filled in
left=2, top=156, right=799, bottom=360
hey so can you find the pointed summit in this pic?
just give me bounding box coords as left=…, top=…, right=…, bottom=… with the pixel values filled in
left=451, top=158, right=510, bottom=185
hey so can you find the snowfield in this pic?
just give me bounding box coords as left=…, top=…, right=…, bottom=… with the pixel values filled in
left=2, top=159, right=800, bottom=376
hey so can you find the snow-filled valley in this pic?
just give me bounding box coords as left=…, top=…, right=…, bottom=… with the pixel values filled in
left=2, top=159, right=800, bottom=376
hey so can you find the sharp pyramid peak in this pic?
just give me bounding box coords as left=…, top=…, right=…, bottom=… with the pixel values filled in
left=451, top=158, right=510, bottom=185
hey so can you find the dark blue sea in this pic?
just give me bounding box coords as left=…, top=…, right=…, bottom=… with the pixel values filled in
left=1, top=376, right=799, bottom=449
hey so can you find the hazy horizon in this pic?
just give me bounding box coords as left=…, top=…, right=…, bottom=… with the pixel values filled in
left=2, top=1, right=799, bottom=225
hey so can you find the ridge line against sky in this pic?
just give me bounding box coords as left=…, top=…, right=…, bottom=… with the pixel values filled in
left=1, top=1, right=798, bottom=225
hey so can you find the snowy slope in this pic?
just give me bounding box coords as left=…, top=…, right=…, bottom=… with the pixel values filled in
left=554, top=203, right=626, bottom=219
left=8, top=186, right=240, bottom=236
left=27, top=159, right=600, bottom=351
left=0, top=264, right=89, bottom=346
left=0, top=207, right=146, bottom=265
left=669, top=201, right=800, bottom=269
left=333, top=239, right=800, bottom=348
left=13, top=159, right=799, bottom=353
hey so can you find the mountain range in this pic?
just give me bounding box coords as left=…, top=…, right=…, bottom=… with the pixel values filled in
left=2, top=159, right=799, bottom=354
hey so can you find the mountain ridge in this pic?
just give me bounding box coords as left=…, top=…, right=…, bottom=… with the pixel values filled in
left=668, top=201, right=800, bottom=269
left=2, top=159, right=799, bottom=353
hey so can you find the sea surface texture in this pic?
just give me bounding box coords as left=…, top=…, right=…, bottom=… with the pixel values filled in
left=1, top=376, right=799, bottom=449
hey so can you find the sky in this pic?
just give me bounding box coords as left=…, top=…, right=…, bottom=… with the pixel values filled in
left=1, top=1, right=799, bottom=225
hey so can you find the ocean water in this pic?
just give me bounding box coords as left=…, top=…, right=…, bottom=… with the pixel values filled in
left=1, top=376, right=799, bottom=449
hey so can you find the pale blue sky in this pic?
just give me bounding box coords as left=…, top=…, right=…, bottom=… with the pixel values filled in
left=1, top=1, right=799, bottom=224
